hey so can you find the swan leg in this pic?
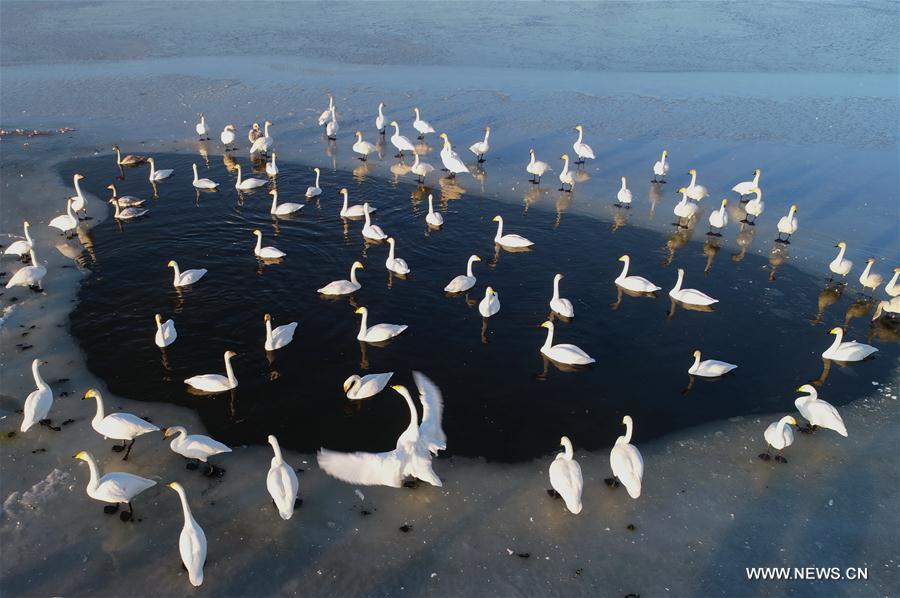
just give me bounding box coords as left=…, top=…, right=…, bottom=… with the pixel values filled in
left=757, top=447, right=772, bottom=461
left=546, top=488, right=561, bottom=498
left=402, top=478, right=419, bottom=489
left=104, top=503, right=119, bottom=515
left=603, top=477, right=621, bottom=489
left=774, top=452, right=788, bottom=464
left=112, top=440, right=126, bottom=452
left=39, top=419, right=61, bottom=432
left=122, top=438, right=136, bottom=461
left=185, top=460, right=200, bottom=470
left=120, top=502, right=133, bottom=521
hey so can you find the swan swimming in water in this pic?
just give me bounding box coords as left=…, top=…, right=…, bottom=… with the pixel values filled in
left=760, top=416, right=796, bottom=462
left=264, top=313, right=297, bottom=351
left=572, top=124, right=595, bottom=165
left=539, top=320, right=594, bottom=365
left=339, top=188, right=372, bottom=218
left=669, top=268, right=718, bottom=306
left=306, top=167, right=322, bottom=198
left=412, top=107, right=436, bottom=139
left=148, top=158, right=174, bottom=181
left=154, top=313, right=177, bottom=348
left=317, top=371, right=446, bottom=487
left=794, top=384, right=847, bottom=436
left=355, top=306, right=407, bottom=343
left=184, top=350, right=238, bottom=392
left=688, top=350, right=738, bottom=377
left=549, top=273, right=574, bottom=318
left=318, top=261, right=363, bottom=296
left=478, top=286, right=500, bottom=317
left=112, top=144, right=146, bottom=166
left=468, top=126, right=491, bottom=162
left=106, top=184, right=145, bottom=207
left=266, top=435, right=300, bottom=521
left=74, top=451, right=156, bottom=520
left=425, top=194, right=443, bottom=227
left=5, top=249, right=46, bottom=290
left=362, top=203, right=387, bottom=241
left=220, top=124, right=237, bottom=151
left=652, top=149, right=668, bottom=183
left=549, top=436, right=583, bottom=514
left=167, top=482, right=207, bottom=587
left=492, top=215, right=533, bottom=248
left=82, top=389, right=158, bottom=460
left=444, top=255, right=481, bottom=293
left=609, top=415, right=643, bottom=499
left=821, top=327, right=877, bottom=362
left=167, top=260, right=207, bottom=287
left=615, top=255, right=661, bottom=293
left=526, top=149, right=551, bottom=184
left=344, top=372, right=394, bottom=400
left=252, top=230, right=286, bottom=260
left=265, top=152, right=279, bottom=178
left=109, top=197, right=149, bottom=220
left=884, top=267, right=900, bottom=298
left=20, top=359, right=53, bottom=432
left=385, top=237, right=410, bottom=275
left=235, top=164, right=268, bottom=190
left=269, top=190, right=303, bottom=216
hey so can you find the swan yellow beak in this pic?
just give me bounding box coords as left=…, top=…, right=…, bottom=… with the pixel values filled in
left=389, top=121, right=397, bottom=126
left=688, top=169, right=696, bottom=175
left=796, top=386, right=805, bottom=391
left=618, top=255, right=627, bottom=262
left=789, top=417, right=797, bottom=426
left=73, top=451, right=87, bottom=460
left=167, top=260, right=175, bottom=267
left=167, top=482, right=178, bottom=489
left=269, top=189, right=276, bottom=195
left=355, top=307, right=364, bottom=314
left=829, top=327, right=840, bottom=334
left=81, top=389, right=97, bottom=400
left=492, top=215, right=500, bottom=222
left=252, top=229, right=261, bottom=235
left=540, top=321, right=550, bottom=329
left=473, top=256, right=481, bottom=261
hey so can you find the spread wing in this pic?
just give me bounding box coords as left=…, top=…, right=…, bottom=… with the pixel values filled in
left=317, top=448, right=402, bottom=487
left=413, top=371, right=446, bottom=455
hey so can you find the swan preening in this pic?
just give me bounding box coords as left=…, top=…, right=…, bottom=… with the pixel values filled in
left=760, top=416, right=796, bottom=462
left=20, top=359, right=53, bottom=432
left=267, top=435, right=300, bottom=521
left=615, top=255, right=661, bottom=293
left=73, top=451, right=156, bottom=520
left=444, top=254, right=481, bottom=293
left=3, top=221, right=32, bottom=260
left=264, top=313, right=298, bottom=351
left=478, top=286, right=500, bottom=317
left=220, top=124, right=237, bottom=151
left=184, top=350, right=238, bottom=392
left=167, top=482, right=207, bottom=587
left=526, top=149, right=550, bottom=184
left=317, top=371, right=445, bottom=488
left=821, top=327, right=878, bottom=362
left=794, top=385, right=847, bottom=436
left=652, top=149, right=668, bottom=183
left=355, top=306, right=407, bottom=343
left=164, top=426, right=232, bottom=469
left=439, top=133, right=468, bottom=177
left=669, top=268, right=718, bottom=306
left=385, top=237, right=410, bottom=275
left=572, top=125, right=595, bottom=165
left=775, top=204, right=798, bottom=242
left=549, top=436, right=583, bottom=514
left=469, top=126, right=490, bottom=162
left=344, top=372, right=394, bottom=400
left=550, top=274, right=574, bottom=318
left=83, top=389, right=159, bottom=459
left=540, top=320, right=594, bottom=365
left=492, top=215, right=533, bottom=248
left=688, top=350, right=738, bottom=377
left=270, top=190, right=304, bottom=216
left=148, top=158, right=174, bottom=181
left=235, top=164, right=268, bottom=190
left=318, top=261, right=364, bottom=295
left=353, top=131, right=376, bottom=160
left=609, top=416, right=643, bottom=499
left=253, top=229, right=286, bottom=260
left=155, top=314, right=177, bottom=348
left=425, top=194, right=443, bottom=227
left=167, top=260, right=207, bottom=287
left=828, top=241, right=852, bottom=280
left=5, top=249, right=46, bottom=290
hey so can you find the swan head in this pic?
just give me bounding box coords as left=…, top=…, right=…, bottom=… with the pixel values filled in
left=560, top=153, right=569, bottom=160
left=167, top=260, right=176, bottom=268
left=390, top=384, right=412, bottom=401
left=167, top=481, right=185, bottom=492
left=485, top=126, right=491, bottom=133
left=112, top=144, right=120, bottom=151
left=866, top=257, right=875, bottom=264
left=688, top=168, right=696, bottom=175
left=754, top=168, right=761, bottom=175
left=198, top=112, right=204, bottom=118
left=618, top=254, right=629, bottom=262
left=829, top=327, right=841, bottom=335
left=439, top=133, right=448, bottom=140
left=106, top=184, right=116, bottom=192
left=314, top=167, right=320, bottom=173
left=574, top=124, right=583, bottom=131
left=355, top=131, right=362, bottom=138
left=387, top=237, right=395, bottom=245
left=252, top=123, right=260, bottom=131
left=662, top=149, right=668, bottom=157
left=790, top=204, right=798, bottom=213
left=75, top=173, right=85, bottom=181
left=796, top=384, right=816, bottom=395
left=226, top=124, right=235, bottom=131
left=677, top=187, right=687, bottom=194
left=225, top=350, right=237, bottom=359
left=389, top=120, right=398, bottom=127
left=784, top=417, right=798, bottom=426
left=677, top=268, right=685, bottom=275
left=354, top=306, right=368, bottom=316
left=73, top=451, right=90, bottom=461
left=692, top=350, right=701, bottom=360
left=264, top=120, right=272, bottom=126
left=554, top=273, right=563, bottom=282
left=263, top=313, right=271, bottom=322
left=269, top=189, right=277, bottom=196
left=540, top=320, right=553, bottom=330
left=342, top=375, right=360, bottom=392
left=340, top=187, right=348, bottom=196
left=720, top=198, right=728, bottom=207
left=154, top=313, right=162, bottom=325
left=379, top=102, right=385, bottom=109
left=621, top=176, right=627, bottom=183
left=622, top=415, right=633, bottom=427
left=835, top=241, right=846, bottom=248
left=750, top=187, right=760, bottom=194
left=271, top=152, right=277, bottom=159
left=267, top=434, right=279, bottom=447
left=529, top=148, right=535, bottom=155
left=23, top=221, right=30, bottom=228
left=485, top=286, right=495, bottom=297
left=81, top=389, right=99, bottom=401
left=252, top=229, right=262, bottom=237
left=352, top=261, right=364, bottom=270
left=492, top=215, right=502, bottom=222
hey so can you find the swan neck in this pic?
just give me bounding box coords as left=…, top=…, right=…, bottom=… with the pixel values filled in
left=358, top=310, right=368, bottom=335
left=84, top=454, right=101, bottom=492
left=494, top=218, right=503, bottom=241
left=835, top=245, right=846, bottom=261
left=74, top=176, right=84, bottom=198
left=402, top=390, right=418, bottom=434
left=466, top=258, right=475, bottom=278
left=224, top=354, right=236, bottom=385
left=623, top=419, right=634, bottom=443
left=690, top=171, right=697, bottom=186
left=561, top=157, right=569, bottom=175
left=427, top=194, right=434, bottom=213
left=552, top=276, right=560, bottom=300
left=265, top=319, right=273, bottom=344
left=576, top=129, right=583, bottom=144
left=271, top=194, right=278, bottom=211
left=255, top=233, right=262, bottom=252
left=32, top=361, right=47, bottom=388
left=542, top=325, right=554, bottom=350
left=92, top=393, right=106, bottom=423
left=24, top=223, right=33, bottom=244
left=67, top=199, right=76, bottom=219
left=388, top=240, right=395, bottom=260
left=829, top=329, right=843, bottom=351
left=315, top=170, right=320, bottom=186
left=618, top=258, right=629, bottom=280
left=562, top=438, right=573, bottom=459
left=171, top=263, right=181, bottom=283
left=176, top=487, right=196, bottom=525
left=350, top=265, right=359, bottom=284
left=263, top=122, right=270, bottom=137
left=861, top=261, right=872, bottom=278
left=192, top=163, right=199, bottom=181
left=674, top=270, right=684, bottom=291
left=270, top=437, right=284, bottom=464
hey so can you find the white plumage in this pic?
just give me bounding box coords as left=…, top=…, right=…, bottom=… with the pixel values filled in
left=266, top=435, right=299, bottom=521
left=610, top=416, right=643, bottom=499
left=549, top=436, right=583, bottom=514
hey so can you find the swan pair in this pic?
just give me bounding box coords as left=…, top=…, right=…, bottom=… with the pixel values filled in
left=5, top=249, right=46, bottom=290
left=540, top=321, right=594, bottom=365
left=318, top=261, right=364, bottom=295
left=184, top=351, right=238, bottom=392
left=82, top=389, right=158, bottom=459
left=355, top=306, right=407, bottom=343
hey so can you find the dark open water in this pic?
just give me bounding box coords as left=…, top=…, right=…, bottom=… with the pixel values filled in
left=67, top=153, right=897, bottom=461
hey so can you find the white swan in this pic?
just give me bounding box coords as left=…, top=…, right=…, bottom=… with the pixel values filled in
left=317, top=371, right=445, bottom=487
left=858, top=258, right=883, bottom=294
left=478, top=286, right=500, bottom=317
left=112, top=145, right=146, bottom=166
left=411, top=152, right=434, bottom=183
left=526, top=149, right=550, bottom=184
left=743, top=187, right=765, bottom=223
left=389, top=121, right=415, bottom=157
left=439, top=133, right=468, bottom=177
left=761, top=416, right=796, bottom=461
left=572, top=125, right=595, bottom=164
left=353, top=131, right=376, bottom=160
left=708, top=198, right=728, bottom=233
left=385, top=237, right=410, bottom=275
left=412, top=107, right=435, bottom=138
left=609, top=416, right=643, bottom=499
left=82, top=389, right=158, bottom=459
left=822, top=327, right=878, bottom=362
left=20, top=359, right=52, bottom=432
left=109, top=197, right=148, bottom=220
left=164, top=426, right=232, bottom=463
left=266, top=435, right=299, bottom=521
left=4, top=221, right=32, bottom=259
left=167, top=482, right=207, bottom=587
left=235, top=164, right=267, bottom=190
left=669, top=268, right=718, bottom=306
left=469, top=126, right=491, bottom=162
left=794, top=385, right=847, bottom=436
left=549, top=436, right=583, bottom=514
left=615, top=255, right=661, bottom=293
left=444, top=255, right=481, bottom=293
left=652, top=149, right=669, bottom=183
left=872, top=297, right=900, bottom=320
left=828, top=241, right=853, bottom=280
left=325, top=110, right=339, bottom=140
left=558, top=154, right=575, bottom=191
left=195, top=112, right=209, bottom=139
left=539, top=320, right=594, bottom=365
left=167, top=260, right=207, bottom=287
left=269, top=190, right=303, bottom=216
left=688, top=350, right=738, bottom=377
left=248, top=122, right=262, bottom=144
left=492, top=215, right=533, bottom=248
left=249, top=120, right=273, bottom=155
left=355, top=306, right=407, bottom=343
left=184, top=350, right=238, bottom=392
left=5, top=250, right=46, bottom=290
left=885, top=267, right=900, bottom=297
left=252, top=230, right=286, bottom=260
left=375, top=101, right=387, bottom=134
left=425, top=193, right=443, bottom=227
left=148, top=158, right=173, bottom=181
left=306, top=167, right=322, bottom=198
left=684, top=169, right=708, bottom=200
left=106, top=184, right=145, bottom=207
left=48, top=198, right=78, bottom=236
left=344, top=372, right=394, bottom=400
left=673, top=188, right=699, bottom=226
left=616, top=176, right=632, bottom=207
left=776, top=204, right=799, bottom=242
left=362, top=203, right=387, bottom=241
left=68, top=173, right=87, bottom=216
left=264, top=313, right=297, bottom=351
left=220, top=124, right=237, bottom=151
left=265, top=152, right=279, bottom=177
left=732, top=168, right=761, bottom=197
left=154, top=313, right=177, bottom=348
left=339, top=187, right=371, bottom=218
left=318, top=95, right=334, bottom=126
left=74, top=451, right=156, bottom=518
left=550, top=273, right=574, bottom=318
left=318, top=261, right=363, bottom=295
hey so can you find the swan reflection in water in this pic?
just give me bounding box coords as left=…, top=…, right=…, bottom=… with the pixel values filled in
left=731, top=222, right=756, bottom=262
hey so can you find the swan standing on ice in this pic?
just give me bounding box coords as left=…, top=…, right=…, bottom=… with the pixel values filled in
left=109, top=197, right=149, bottom=220
left=389, top=121, right=415, bottom=158
left=375, top=102, right=387, bottom=134
left=742, top=187, right=765, bottom=224
left=385, top=237, right=410, bottom=275
left=884, top=267, right=900, bottom=297
left=326, top=109, right=339, bottom=140
left=673, top=188, right=698, bottom=227
left=732, top=168, right=761, bottom=198
left=411, top=152, right=434, bottom=183
left=549, top=273, right=574, bottom=318
left=526, top=149, right=550, bottom=184
left=154, top=313, right=177, bottom=348
left=492, top=215, right=533, bottom=248
left=344, top=372, right=394, bottom=400
left=184, top=351, right=238, bottom=392
left=669, top=268, right=718, bottom=306
left=250, top=120, right=273, bottom=155
left=684, top=169, right=708, bottom=201
left=220, top=124, right=237, bottom=151
left=439, top=133, right=468, bottom=177
left=469, top=126, right=491, bottom=162
left=478, top=286, right=500, bottom=317
left=413, top=107, right=435, bottom=139
left=265, top=152, right=279, bottom=178
left=235, top=164, right=268, bottom=190
left=652, top=149, right=668, bottom=183
left=252, top=230, right=286, bottom=260
left=49, top=199, right=78, bottom=238
left=858, top=258, right=883, bottom=295
left=306, top=167, right=322, bottom=198
left=354, top=306, right=407, bottom=343
left=616, top=176, right=632, bottom=207
left=339, top=188, right=371, bottom=218
left=269, top=190, right=303, bottom=216
left=167, top=260, right=207, bottom=287
left=775, top=204, right=799, bottom=243
left=167, top=482, right=207, bottom=587
left=688, top=350, right=737, bottom=377
left=353, top=131, right=377, bottom=161
left=5, top=250, right=46, bottom=290
left=74, top=451, right=156, bottom=520
left=794, top=384, right=847, bottom=436
left=707, top=198, right=728, bottom=235
left=821, top=327, right=878, bottom=362
left=266, top=435, right=299, bottom=521
left=615, top=255, right=661, bottom=293
left=549, top=436, right=583, bottom=514
left=425, top=194, right=443, bottom=227
left=112, top=144, right=146, bottom=166
left=106, top=184, right=145, bottom=207
left=828, top=241, right=853, bottom=281
left=195, top=113, right=210, bottom=140
left=82, top=389, right=158, bottom=460
left=759, top=416, right=796, bottom=462
left=539, top=320, right=594, bottom=365
left=572, top=124, right=595, bottom=165
left=4, top=221, right=32, bottom=260
left=558, top=154, right=576, bottom=192
left=608, top=416, right=643, bottom=499
left=317, top=371, right=446, bottom=487
left=444, top=255, right=481, bottom=293
left=318, top=261, right=364, bottom=295
left=362, top=203, right=387, bottom=241
left=148, top=158, right=174, bottom=181
left=317, top=95, right=334, bottom=126
left=20, top=359, right=53, bottom=432
left=164, top=426, right=232, bottom=471
left=68, top=173, right=88, bottom=218
left=191, top=163, right=219, bottom=189
left=264, top=313, right=297, bottom=351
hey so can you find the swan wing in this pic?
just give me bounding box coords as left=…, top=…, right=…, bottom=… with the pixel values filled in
left=610, top=443, right=643, bottom=499
left=267, top=462, right=299, bottom=519
left=272, top=323, right=298, bottom=347
left=805, top=400, right=848, bottom=436
left=549, top=456, right=583, bottom=513
left=98, top=472, right=156, bottom=500
left=21, top=388, right=53, bottom=431
left=317, top=448, right=403, bottom=487
left=358, top=372, right=394, bottom=397
left=102, top=413, right=159, bottom=437
left=413, top=371, right=446, bottom=455
left=444, top=275, right=474, bottom=293
left=179, top=523, right=207, bottom=586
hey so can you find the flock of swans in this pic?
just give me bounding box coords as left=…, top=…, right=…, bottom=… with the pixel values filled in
left=3, top=96, right=898, bottom=588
